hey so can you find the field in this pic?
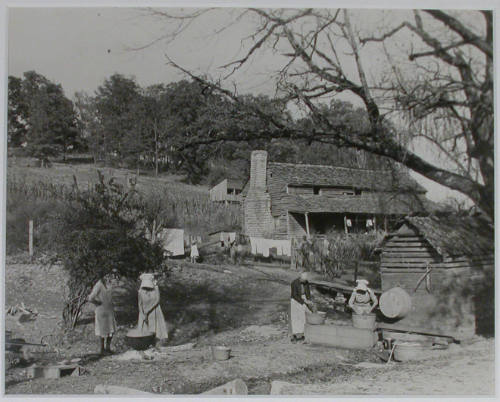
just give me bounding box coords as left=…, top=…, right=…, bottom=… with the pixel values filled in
left=7, top=159, right=208, bottom=196
left=6, top=160, right=241, bottom=254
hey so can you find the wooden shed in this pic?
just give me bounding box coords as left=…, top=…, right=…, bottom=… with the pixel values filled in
left=379, top=214, right=494, bottom=340
left=209, top=178, right=245, bottom=203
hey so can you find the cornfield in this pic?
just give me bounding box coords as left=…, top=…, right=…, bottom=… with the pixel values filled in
left=6, top=168, right=241, bottom=255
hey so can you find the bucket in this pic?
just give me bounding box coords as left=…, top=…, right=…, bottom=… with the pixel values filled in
left=306, top=311, right=326, bottom=325
left=211, top=346, right=231, bottom=361
left=393, top=341, right=429, bottom=361
left=125, top=329, right=156, bottom=351
left=379, top=287, right=412, bottom=319
left=352, top=313, right=376, bottom=329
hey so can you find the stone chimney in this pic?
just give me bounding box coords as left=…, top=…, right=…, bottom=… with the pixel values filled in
left=244, top=150, right=273, bottom=238
left=249, top=150, right=267, bottom=190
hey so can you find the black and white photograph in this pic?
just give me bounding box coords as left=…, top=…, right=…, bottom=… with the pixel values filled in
left=1, top=1, right=496, bottom=398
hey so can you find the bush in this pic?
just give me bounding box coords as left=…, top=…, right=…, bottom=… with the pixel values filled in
left=50, top=172, right=168, bottom=328
left=295, top=231, right=385, bottom=281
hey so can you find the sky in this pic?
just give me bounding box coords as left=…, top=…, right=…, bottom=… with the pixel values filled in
left=8, top=7, right=286, bottom=98
left=4, top=3, right=497, bottom=206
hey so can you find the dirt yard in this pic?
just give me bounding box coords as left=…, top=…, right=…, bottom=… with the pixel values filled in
left=4, top=259, right=495, bottom=395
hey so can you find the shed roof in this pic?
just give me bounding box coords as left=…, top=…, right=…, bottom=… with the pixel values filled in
left=226, top=178, right=246, bottom=190
left=392, top=215, right=494, bottom=258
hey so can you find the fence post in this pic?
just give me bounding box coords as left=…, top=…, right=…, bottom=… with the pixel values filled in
left=29, top=220, right=34, bottom=259
left=354, top=260, right=358, bottom=283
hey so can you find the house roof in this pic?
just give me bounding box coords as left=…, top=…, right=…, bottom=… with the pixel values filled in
left=391, top=215, right=494, bottom=258
left=226, top=178, right=246, bottom=190
left=264, top=162, right=428, bottom=217
left=268, top=162, right=427, bottom=193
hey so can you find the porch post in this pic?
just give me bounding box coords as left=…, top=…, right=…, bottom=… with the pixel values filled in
left=373, top=216, right=377, bottom=231
left=305, top=212, right=310, bottom=237
left=344, top=215, right=348, bottom=235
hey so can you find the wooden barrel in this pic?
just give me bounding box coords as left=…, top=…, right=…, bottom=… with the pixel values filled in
left=379, top=287, right=412, bottom=319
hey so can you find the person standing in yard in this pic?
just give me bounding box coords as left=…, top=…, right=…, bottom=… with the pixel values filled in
left=289, top=272, right=315, bottom=342
left=88, top=273, right=117, bottom=355
left=137, top=273, right=169, bottom=344
left=348, top=279, right=378, bottom=315
left=190, top=240, right=199, bottom=263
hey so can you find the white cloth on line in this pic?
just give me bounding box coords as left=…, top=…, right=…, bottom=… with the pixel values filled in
left=249, top=237, right=291, bottom=257
left=250, top=237, right=258, bottom=254
left=159, top=228, right=185, bottom=256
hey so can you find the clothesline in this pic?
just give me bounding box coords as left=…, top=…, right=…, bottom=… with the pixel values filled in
left=249, top=237, right=291, bottom=257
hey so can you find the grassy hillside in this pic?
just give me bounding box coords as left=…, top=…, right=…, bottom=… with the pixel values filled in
left=6, top=159, right=241, bottom=255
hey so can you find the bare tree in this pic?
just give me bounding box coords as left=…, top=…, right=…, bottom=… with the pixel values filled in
left=146, top=8, right=493, bottom=220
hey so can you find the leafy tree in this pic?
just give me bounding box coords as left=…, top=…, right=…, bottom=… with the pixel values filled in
left=94, top=74, right=141, bottom=165
left=7, top=76, right=28, bottom=147
left=135, top=84, right=172, bottom=176
left=74, top=91, right=101, bottom=160
left=159, top=80, right=227, bottom=183
left=8, top=71, right=80, bottom=161
left=152, top=9, right=494, bottom=220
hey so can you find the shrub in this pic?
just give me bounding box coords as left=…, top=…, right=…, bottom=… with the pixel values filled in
left=50, top=172, right=168, bottom=328
left=295, top=231, right=385, bottom=281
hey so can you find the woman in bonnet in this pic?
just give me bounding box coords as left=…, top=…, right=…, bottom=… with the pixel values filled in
left=137, top=273, right=169, bottom=344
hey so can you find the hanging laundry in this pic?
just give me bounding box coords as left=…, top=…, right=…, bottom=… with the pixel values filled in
left=250, top=237, right=258, bottom=254
left=159, top=228, right=185, bottom=256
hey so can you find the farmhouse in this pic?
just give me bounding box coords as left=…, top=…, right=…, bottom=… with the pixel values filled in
left=243, top=150, right=431, bottom=239
left=209, top=178, right=246, bottom=204
left=379, top=214, right=494, bottom=339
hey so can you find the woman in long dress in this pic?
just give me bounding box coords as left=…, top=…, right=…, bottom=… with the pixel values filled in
left=88, top=273, right=117, bottom=355
left=137, top=273, right=169, bottom=344
left=289, top=272, right=315, bottom=342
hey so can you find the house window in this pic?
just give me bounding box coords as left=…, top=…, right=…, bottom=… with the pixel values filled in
left=355, top=189, right=361, bottom=195
left=313, top=186, right=320, bottom=195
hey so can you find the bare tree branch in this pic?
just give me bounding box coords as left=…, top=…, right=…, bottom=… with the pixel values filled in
left=423, top=10, right=493, bottom=58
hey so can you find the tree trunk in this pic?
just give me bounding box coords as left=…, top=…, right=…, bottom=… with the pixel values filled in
left=155, top=131, right=159, bottom=177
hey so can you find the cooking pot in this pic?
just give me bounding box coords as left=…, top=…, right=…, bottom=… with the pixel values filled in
left=125, top=328, right=156, bottom=350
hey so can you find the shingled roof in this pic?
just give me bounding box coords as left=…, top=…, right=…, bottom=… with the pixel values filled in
left=400, top=215, right=494, bottom=258
left=268, top=162, right=426, bottom=192
left=226, top=178, right=246, bottom=190
left=264, top=162, right=428, bottom=217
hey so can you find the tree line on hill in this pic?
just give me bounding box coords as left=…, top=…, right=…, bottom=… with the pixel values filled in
left=8, top=70, right=394, bottom=184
